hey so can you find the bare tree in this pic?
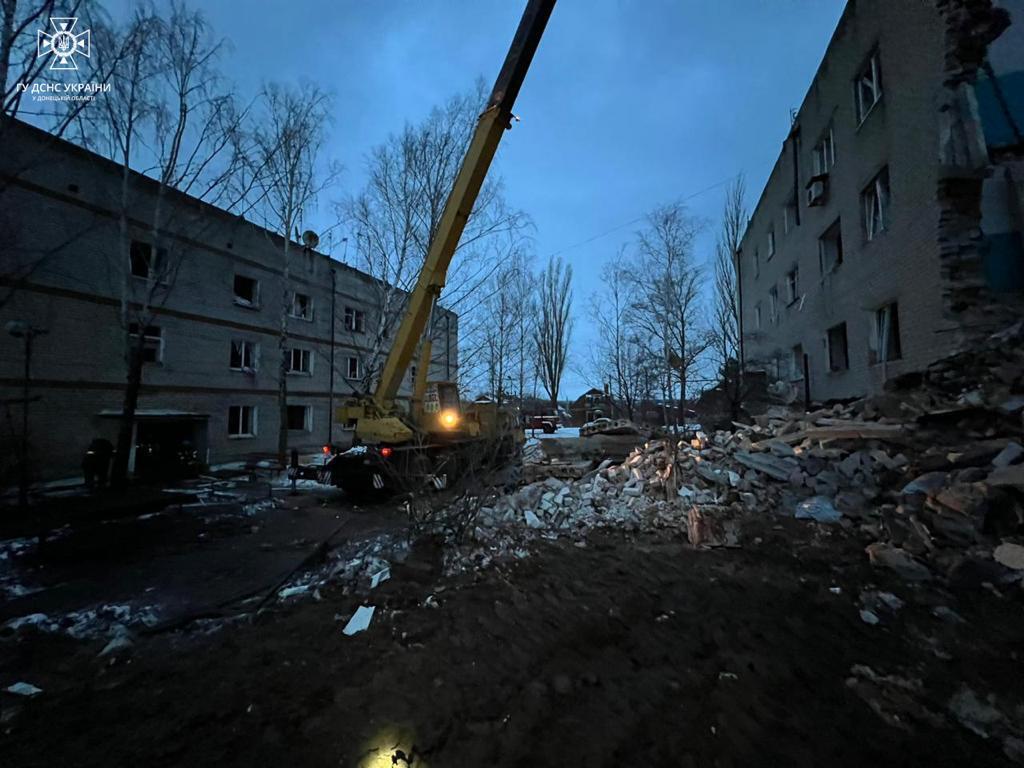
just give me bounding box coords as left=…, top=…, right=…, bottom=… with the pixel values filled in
left=340, top=83, right=529, bottom=394
left=710, top=176, right=747, bottom=418
left=252, top=81, right=335, bottom=465
left=464, top=250, right=534, bottom=405
left=0, top=0, right=129, bottom=310
left=626, top=202, right=709, bottom=429
left=78, top=4, right=251, bottom=484
left=587, top=256, right=652, bottom=421
left=534, top=255, right=573, bottom=414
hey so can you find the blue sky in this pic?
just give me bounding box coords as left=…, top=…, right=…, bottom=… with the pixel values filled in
left=107, top=0, right=846, bottom=397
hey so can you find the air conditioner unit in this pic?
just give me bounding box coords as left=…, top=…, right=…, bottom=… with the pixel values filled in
left=806, top=175, right=828, bottom=207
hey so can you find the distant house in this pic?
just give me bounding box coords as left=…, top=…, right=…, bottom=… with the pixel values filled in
left=569, top=388, right=608, bottom=426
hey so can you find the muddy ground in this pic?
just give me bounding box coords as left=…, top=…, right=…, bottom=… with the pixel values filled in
left=2, top=498, right=1023, bottom=767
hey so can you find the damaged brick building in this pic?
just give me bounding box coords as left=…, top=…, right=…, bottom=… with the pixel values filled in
left=0, top=120, right=458, bottom=483
left=738, top=0, right=1023, bottom=402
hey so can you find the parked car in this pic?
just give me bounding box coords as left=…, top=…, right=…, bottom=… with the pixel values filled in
left=525, top=415, right=558, bottom=434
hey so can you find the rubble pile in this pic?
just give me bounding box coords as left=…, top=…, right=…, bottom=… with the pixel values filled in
left=449, top=322, right=1024, bottom=581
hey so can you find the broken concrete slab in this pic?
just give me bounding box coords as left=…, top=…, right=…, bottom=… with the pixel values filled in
left=865, top=543, right=933, bottom=581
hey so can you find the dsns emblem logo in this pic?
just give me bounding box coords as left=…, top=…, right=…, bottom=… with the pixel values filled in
left=37, top=17, right=91, bottom=71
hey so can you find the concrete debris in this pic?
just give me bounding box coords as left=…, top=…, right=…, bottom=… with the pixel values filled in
left=435, top=322, right=1024, bottom=584
left=5, top=682, right=43, bottom=697
left=342, top=605, right=376, bottom=636
left=795, top=496, right=841, bottom=523
left=993, top=543, right=1024, bottom=570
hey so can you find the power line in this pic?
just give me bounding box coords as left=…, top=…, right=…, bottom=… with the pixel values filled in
left=543, top=172, right=744, bottom=260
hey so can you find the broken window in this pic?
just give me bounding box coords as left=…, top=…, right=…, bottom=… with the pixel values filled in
left=343, top=307, right=365, bottom=333
left=287, top=405, right=311, bottom=431
left=286, top=348, right=312, bottom=375
left=410, top=364, right=418, bottom=382
left=783, top=197, right=798, bottom=234
left=818, top=219, right=843, bottom=275
left=827, top=322, right=849, bottom=372
left=863, top=167, right=890, bottom=240
left=228, top=405, right=256, bottom=438
left=855, top=51, right=882, bottom=123
left=767, top=227, right=775, bottom=260
left=233, top=274, right=259, bottom=308
left=791, top=344, right=805, bottom=381
left=290, top=292, right=313, bottom=321
left=812, top=126, right=835, bottom=176
left=769, top=286, right=779, bottom=324
left=129, top=240, right=167, bottom=281
left=754, top=302, right=763, bottom=331
left=127, top=323, right=163, bottom=364
left=753, top=247, right=760, bottom=279
left=870, top=302, right=902, bottom=364
left=229, top=340, right=257, bottom=371
left=345, top=355, right=362, bottom=380
left=786, top=267, right=799, bottom=305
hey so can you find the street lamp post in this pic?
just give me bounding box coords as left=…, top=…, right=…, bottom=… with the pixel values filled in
left=6, top=321, right=48, bottom=509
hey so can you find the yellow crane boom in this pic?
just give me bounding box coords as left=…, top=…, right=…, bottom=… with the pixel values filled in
left=373, top=0, right=555, bottom=410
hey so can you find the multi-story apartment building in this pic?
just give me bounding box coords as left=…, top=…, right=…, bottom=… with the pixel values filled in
left=0, top=119, right=457, bottom=482
left=738, top=0, right=1023, bottom=402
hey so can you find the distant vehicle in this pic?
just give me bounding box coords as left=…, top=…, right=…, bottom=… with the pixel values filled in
left=526, top=415, right=558, bottom=434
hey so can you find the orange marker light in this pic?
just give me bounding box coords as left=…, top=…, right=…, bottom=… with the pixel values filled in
left=380, top=447, right=393, bottom=458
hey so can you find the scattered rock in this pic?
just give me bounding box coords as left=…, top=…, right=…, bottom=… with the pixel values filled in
left=993, top=542, right=1024, bottom=570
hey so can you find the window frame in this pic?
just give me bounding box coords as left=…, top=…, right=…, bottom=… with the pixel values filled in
left=826, top=322, right=850, bottom=373
left=286, top=347, right=313, bottom=376
left=129, top=240, right=168, bottom=283
left=769, top=285, right=779, bottom=324
left=289, top=292, right=314, bottom=321
left=754, top=302, right=763, bottom=331
left=286, top=404, right=313, bottom=432
left=855, top=50, right=883, bottom=124
left=870, top=302, right=902, bottom=364
left=343, top=306, right=366, bottom=333
left=818, top=219, right=844, bottom=276
left=345, top=355, right=362, bottom=381
left=233, top=274, right=261, bottom=309
left=785, top=267, right=799, bottom=305
left=812, top=126, right=835, bottom=176
left=766, top=227, right=775, bottom=260
left=862, top=167, right=890, bottom=240
left=229, top=339, right=258, bottom=372
left=227, top=405, right=257, bottom=439
left=127, top=322, right=164, bottom=364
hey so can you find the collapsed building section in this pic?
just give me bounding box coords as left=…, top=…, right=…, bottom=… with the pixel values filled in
left=737, top=0, right=1023, bottom=403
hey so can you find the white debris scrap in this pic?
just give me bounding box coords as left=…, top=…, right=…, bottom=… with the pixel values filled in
left=5, top=682, right=42, bottom=697
left=342, top=605, right=376, bottom=636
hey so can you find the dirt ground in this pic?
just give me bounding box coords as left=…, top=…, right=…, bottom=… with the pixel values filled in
left=2, top=497, right=1023, bottom=767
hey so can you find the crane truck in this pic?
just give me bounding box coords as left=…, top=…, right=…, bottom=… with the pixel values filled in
left=321, top=0, right=556, bottom=494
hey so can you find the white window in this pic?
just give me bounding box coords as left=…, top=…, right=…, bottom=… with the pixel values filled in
left=129, top=241, right=167, bottom=282
left=855, top=51, right=882, bottom=123
left=818, top=219, right=843, bottom=275
left=229, top=340, right=257, bottom=371
left=812, top=127, right=835, bottom=175
left=228, top=405, right=256, bottom=438
left=769, top=286, right=779, bottom=324
left=754, top=302, right=762, bottom=331
left=290, top=292, right=313, bottom=321
left=233, top=274, right=260, bottom=308
left=870, top=302, right=902, bottom=364
left=863, top=167, right=890, bottom=240
left=343, top=307, right=365, bottom=333
left=826, top=323, right=849, bottom=372
left=286, top=348, right=312, bottom=375
left=345, top=355, right=362, bottom=380
left=410, top=364, right=418, bottom=382
left=785, top=267, right=799, bottom=305
left=286, top=404, right=312, bottom=432
left=767, top=227, right=775, bottom=260
left=128, top=323, right=163, bottom=364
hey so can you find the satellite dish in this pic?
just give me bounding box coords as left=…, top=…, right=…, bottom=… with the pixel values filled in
left=302, top=230, right=320, bottom=249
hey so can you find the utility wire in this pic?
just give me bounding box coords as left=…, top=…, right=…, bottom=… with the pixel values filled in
left=543, top=172, right=744, bottom=260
